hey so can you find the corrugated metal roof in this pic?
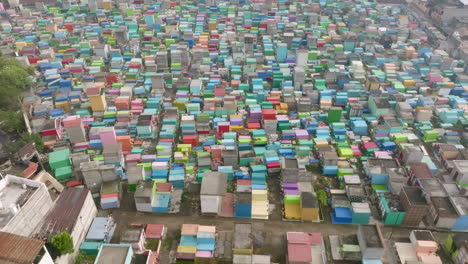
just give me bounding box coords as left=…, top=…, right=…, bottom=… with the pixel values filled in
left=0, top=231, right=45, bottom=264
left=39, top=187, right=89, bottom=239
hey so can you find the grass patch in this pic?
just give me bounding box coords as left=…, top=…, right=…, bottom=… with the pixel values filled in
left=75, top=252, right=96, bottom=264
left=145, top=238, right=160, bottom=251
left=161, top=237, right=174, bottom=252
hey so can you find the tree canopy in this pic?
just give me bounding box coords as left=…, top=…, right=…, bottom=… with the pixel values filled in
left=0, top=110, right=25, bottom=133
left=0, top=57, right=34, bottom=110
left=6, top=132, right=44, bottom=154
left=50, top=232, right=74, bottom=255
left=0, top=55, right=43, bottom=155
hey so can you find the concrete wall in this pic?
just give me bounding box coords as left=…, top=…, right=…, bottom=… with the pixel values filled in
left=38, top=246, right=54, bottom=264
left=34, top=170, right=64, bottom=193
left=357, top=226, right=384, bottom=260
left=435, top=215, right=457, bottom=229
left=3, top=183, right=54, bottom=237
left=200, top=195, right=222, bottom=214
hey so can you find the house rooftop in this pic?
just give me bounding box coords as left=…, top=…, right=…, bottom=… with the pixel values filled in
left=419, top=179, right=446, bottom=197
left=0, top=231, right=45, bottom=264
left=96, top=244, right=131, bottom=264
left=411, top=163, right=433, bottom=179
left=38, top=187, right=89, bottom=239
left=234, top=223, right=253, bottom=250
left=0, top=176, right=42, bottom=229
left=453, top=160, right=468, bottom=171
left=121, top=228, right=143, bottom=244
left=201, top=172, right=227, bottom=196
left=287, top=232, right=322, bottom=245
left=450, top=196, right=468, bottom=216
left=442, top=183, right=468, bottom=197
left=412, top=230, right=435, bottom=242
left=373, top=97, right=391, bottom=108
left=403, top=187, right=428, bottom=206
left=359, top=225, right=383, bottom=248
left=367, top=158, right=398, bottom=168
left=145, top=224, right=165, bottom=238
left=134, top=180, right=153, bottom=198
left=431, top=196, right=458, bottom=217
left=288, top=243, right=312, bottom=263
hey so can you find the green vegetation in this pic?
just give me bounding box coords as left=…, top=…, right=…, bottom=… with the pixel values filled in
left=145, top=238, right=160, bottom=251
left=181, top=191, right=188, bottom=203
left=161, top=237, right=174, bottom=251
left=316, top=189, right=328, bottom=207
left=75, top=252, right=96, bottom=264
left=0, top=56, right=34, bottom=110
left=6, top=133, right=44, bottom=153
left=0, top=110, right=25, bottom=133
left=50, top=232, right=74, bottom=255
left=0, top=54, right=42, bottom=155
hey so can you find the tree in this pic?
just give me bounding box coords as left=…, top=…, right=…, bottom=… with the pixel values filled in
left=316, top=189, right=328, bottom=207
left=0, top=110, right=25, bottom=133
left=50, top=232, right=74, bottom=255
left=0, top=57, right=34, bottom=110
left=6, top=132, right=44, bottom=153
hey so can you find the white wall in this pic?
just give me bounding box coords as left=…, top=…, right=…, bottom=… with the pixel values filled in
left=3, top=183, right=54, bottom=237
left=38, top=246, right=54, bottom=264
left=200, top=195, right=221, bottom=214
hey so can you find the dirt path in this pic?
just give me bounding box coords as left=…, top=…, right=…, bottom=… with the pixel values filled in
left=102, top=209, right=458, bottom=263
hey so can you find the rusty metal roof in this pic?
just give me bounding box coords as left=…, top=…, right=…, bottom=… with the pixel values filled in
left=0, top=232, right=44, bottom=264
left=38, top=187, right=89, bottom=239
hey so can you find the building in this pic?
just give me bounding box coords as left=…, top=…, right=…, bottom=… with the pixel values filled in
left=413, top=0, right=468, bottom=25
left=95, top=244, right=134, bottom=264
left=300, top=192, right=320, bottom=222
left=450, top=196, right=468, bottom=230
left=233, top=223, right=253, bottom=255
left=287, top=232, right=326, bottom=264
left=398, top=145, right=424, bottom=166
left=357, top=225, right=385, bottom=261
left=400, top=186, right=430, bottom=226
left=85, top=217, right=116, bottom=243
left=32, top=170, right=64, bottom=196
left=0, top=175, right=54, bottom=237
left=450, top=160, right=468, bottom=186
left=365, top=158, right=399, bottom=185
left=38, top=187, right=97, bottom=264
left=428, top=197, right=459, bottom=229
left=0, top=231, right=54, bottom=264
left=396, top=230, right=442, bottom=264
left=378, top=193, right=406, bottom=225
left=408, top=162, right=433, bottom=186
left=145, top=224, right=167, bottom=240
left=410, top=230, right=442, bottom=263
left=200, top=171, right=227, bottom=215
left=368, top=96, right=391, bottom=118
left=120, top=226, right=146, bottom=254
left=134, top=180, right=153, bottom=212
